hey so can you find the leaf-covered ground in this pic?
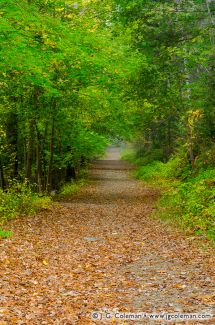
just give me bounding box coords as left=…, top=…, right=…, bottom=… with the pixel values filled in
left=0, top=150, right=214, bottom=324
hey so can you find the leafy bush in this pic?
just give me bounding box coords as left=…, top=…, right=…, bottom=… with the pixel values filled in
left=58, top=179, right=87, bottom=198
left=135, top=158, right=185, bottom=185
left=121, top=150, right=136, bottom=163
left=122, top=147, right=165, bottom=166
left=133, top=156, right=215, bottom=241
left=0, top=176, right=88, bottom=238
left=0, top=181, right=51, bottom=225
left=161, top=170, right=215, bottom=241
left=136, top=161, right=166, bottom=180
left=195, top=144, right=215, bottom=169
left=135, top=155, right=192, bottom=181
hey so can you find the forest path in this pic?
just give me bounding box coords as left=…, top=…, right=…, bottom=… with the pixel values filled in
left=0, top=147, right=214, bottom=324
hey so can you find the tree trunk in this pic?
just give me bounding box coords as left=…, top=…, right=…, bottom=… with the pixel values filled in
left=186, top=121, right=195, bottom=169
left=0, top=159, right=6, bottom=190
left=7, top=111, right=18, bottom=178
left=58, top=129, right=64, bottom=185
left=36, top=127, right=43, bottom=193
left=166, top=116, right=172, bottom=158
left=206, top=0, right=214, bottom=42
left=46, top=99, right=56, bottom=192
left=25, top=119, right=34, bottom=181
left=184, top=60, right=195, bottom=168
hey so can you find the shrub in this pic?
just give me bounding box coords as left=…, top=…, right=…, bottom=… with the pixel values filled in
left=133, top=155, right=215, bottom=241
left=160, top=169, right=215, bottom=241
left=58, top=179, right=87, bottom=198
left=0, top=181, right=51, bottom=225
left=135, top=161, right=166, bottom=181
left=121, top=149, right=136, bottom=163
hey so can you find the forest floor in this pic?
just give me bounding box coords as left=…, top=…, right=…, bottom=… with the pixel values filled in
left=0, top=147, right=214, bottom=324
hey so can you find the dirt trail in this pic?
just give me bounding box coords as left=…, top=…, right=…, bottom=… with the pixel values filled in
left=0, top=147, right=214, bottom=324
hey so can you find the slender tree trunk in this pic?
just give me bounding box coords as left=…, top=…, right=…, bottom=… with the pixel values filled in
left=0, top=159, right=6, bottom=190
left=177, top=79, right=195, bottom=168
left=167, top=116, right=172, bottom=158
left=174, top=55, right=195, bottom=169
left=58, top=129, right=64, bottom=185
left=25, top=87, right=40, bottom=182
left=7, top=111, right=18, bottom=178
left=25, top=119, right=34, bottom=180
left=186, top=121, right=195, bottom=169
left=36, top=127, right=43, bottom=193
left=205, top=0, right=214, bottom=44
left=46, top=99, right=56, bottom=192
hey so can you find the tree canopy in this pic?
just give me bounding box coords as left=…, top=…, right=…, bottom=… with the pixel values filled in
left=0, top=0, right=139, bottom=191
left=0, top=0, right=215, bottom=192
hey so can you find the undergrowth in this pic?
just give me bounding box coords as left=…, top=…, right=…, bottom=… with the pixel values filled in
left=0, top=181, right=51, bottom=238
left=159, top=169, right=215, bottom=241
left=0, top=181, right=51, bottom=222
left=0, top=176, right=88, bottom=238
left=124, top=152, right=215, bottom=242
left=57, top=179, right=87, bottom=199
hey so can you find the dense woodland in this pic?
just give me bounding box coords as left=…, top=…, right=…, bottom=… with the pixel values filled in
left=0, top=0, right=137, bottom=192
left=117, top=0, right=215, bottom=168
left=0, top=1, right=215, bottom=239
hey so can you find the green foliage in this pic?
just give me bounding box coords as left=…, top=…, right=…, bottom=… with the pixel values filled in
left=0, top=181, right=51, bottom=224
left=64, top=128, right=108, bottom=167
left=195, top=144, right=215, bottom=169
left=121, top=147, right=164, bottom=167
left=121, top=148, right=136, bottom=162
left=160, top=169, right=215, bottom=241
left=133, top=157, right=215, bottom=241
left=58, top=179, right=87, bottom=198
left=0, top=229, right=12, bottom=239
left=1, top=0, right=215, bottom=242
left=0, top=0, right=138, bottom=193
left=133, top=155, right=185, bottom=182
left=118, top=0, right=215, bottom=246
left=114, top=0, right=215, bottom=168
left=136, top=161, right=169, bottom=182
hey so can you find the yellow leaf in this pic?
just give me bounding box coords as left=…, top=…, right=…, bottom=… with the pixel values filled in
left=42, top=260, right=48, bottom=266
left=172, top=284, right=186, bottom=289
left=56, top=7, right=64, bottom=12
